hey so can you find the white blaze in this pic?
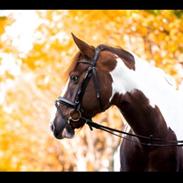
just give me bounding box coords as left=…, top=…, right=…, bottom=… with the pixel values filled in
left=60, top=79, right=70, bottom=97
left=110, top=53, right=183, bottom=140
left=49, top=79, right=70, bottom=126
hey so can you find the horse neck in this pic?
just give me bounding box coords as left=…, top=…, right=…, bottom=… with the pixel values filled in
left=112, top=91, right=169, bottom=138
left=110, top=54, right=183, bottom=139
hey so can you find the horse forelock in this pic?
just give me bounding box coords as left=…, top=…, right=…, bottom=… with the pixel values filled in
left=65, top=52, right=83, bottom=78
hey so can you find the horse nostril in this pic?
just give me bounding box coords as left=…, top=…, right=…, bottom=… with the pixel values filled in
left=50, top=123, right=55, bottom=132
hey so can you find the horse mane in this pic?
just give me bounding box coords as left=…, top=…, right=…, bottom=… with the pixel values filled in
left=98, top=44, right=134, bottom=61
left=98, top=44, right=135, bottom=70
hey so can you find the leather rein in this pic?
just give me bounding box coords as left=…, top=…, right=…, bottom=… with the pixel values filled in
left=55, top=46, right=183, bottom=147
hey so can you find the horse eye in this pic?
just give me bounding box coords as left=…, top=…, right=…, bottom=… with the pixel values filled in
left=70, top=75, right=79, bottom=83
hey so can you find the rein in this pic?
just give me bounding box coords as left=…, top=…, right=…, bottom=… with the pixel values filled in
left=83, top=117, right=183, bottom=147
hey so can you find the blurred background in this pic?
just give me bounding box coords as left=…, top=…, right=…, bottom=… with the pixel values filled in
left=0, top=10, right=183, bottom=171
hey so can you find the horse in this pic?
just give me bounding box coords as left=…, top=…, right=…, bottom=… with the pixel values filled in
left=50, top=33, right=183, bottom=171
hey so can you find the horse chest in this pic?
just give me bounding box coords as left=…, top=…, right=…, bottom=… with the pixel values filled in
left=120, top=136, right=183, bottom=172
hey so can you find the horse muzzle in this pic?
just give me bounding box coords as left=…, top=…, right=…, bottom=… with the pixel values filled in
left=51, top=117, right=75, bottom=139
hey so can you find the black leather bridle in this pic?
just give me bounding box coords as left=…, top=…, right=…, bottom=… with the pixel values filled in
left=55, top=47, right=103, bottom=122
left=54, top=47, right=183, bottom=147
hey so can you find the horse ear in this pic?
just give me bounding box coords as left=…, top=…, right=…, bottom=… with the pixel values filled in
left=71, top=33, right=95, bottom=59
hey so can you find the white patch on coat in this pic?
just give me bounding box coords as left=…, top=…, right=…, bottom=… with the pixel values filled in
left=50, top=79, right=70, bottom=126
left=110, top=53, right=183, bottom=140
left=60, top=79, right=70, bottom=97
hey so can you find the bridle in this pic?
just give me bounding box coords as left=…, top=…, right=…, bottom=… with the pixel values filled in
left=55, top=47, right=183, bottom=147
left=55, top=46, right=104, bottom=122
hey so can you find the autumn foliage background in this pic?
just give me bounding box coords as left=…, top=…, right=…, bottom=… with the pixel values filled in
left=0, top=10, right=183, bottom=171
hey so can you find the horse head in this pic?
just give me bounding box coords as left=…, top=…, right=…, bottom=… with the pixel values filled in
left=51, top=34, right=119, bottom=139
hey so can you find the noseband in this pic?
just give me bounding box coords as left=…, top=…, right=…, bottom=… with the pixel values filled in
left=55, top=47, right=103, bottom=122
